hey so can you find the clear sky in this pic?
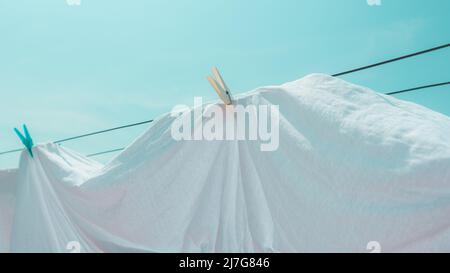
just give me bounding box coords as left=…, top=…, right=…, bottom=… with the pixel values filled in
left=0, top=0, right=449, bottom=168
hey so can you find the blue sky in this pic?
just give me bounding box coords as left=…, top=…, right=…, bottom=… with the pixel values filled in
left=0, top=0, right=449, bottom=168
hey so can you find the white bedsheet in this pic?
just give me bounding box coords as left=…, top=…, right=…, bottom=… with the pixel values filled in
left=2, top=74, right=450, bottom=252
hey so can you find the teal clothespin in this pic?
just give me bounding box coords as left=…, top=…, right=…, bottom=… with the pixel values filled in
left=14, top=124, right=34, bottom=158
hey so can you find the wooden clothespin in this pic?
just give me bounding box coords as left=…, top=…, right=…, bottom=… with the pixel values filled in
left=207, top=67, right=232, bottom=105
left=14, top=124, right=34, bottom=158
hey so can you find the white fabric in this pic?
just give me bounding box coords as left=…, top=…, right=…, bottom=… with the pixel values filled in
left=2, top=74, right=450, bottom=252
left=0, top=169, right=17, bottom=252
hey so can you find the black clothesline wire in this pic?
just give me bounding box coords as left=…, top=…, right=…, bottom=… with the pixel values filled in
left=331, top=43, right=450, bottom=77
left=53, top=119, right=154, bottom=144
left=0, top=43, right=449, bottom=157
left=385, top=81, right=450, bottom=95
left=0, top=120, right=154, bottom=156
left=86, top=148, right=127, bottom=157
